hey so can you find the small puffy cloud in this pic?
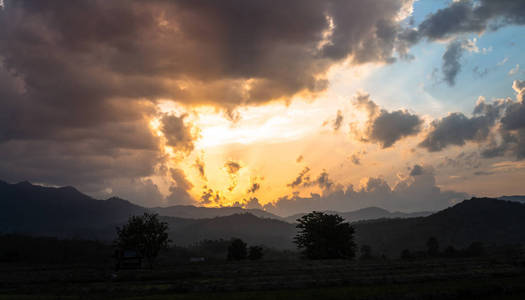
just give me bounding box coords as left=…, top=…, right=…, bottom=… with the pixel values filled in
left=333, top=110, right=344, bottom=131
left=224, top=160, right=242, bottom=191
left=199, top=186, right=223, bottom=206
left=193, top=157, right=207, bottom=181
left=349, top=151, right=367, bottom=165
left=442, top=39, right=464, bottom=86
left=409, top=164, right=424, bottom=176
left=509, top=64, right=520, bottom=76
left=353, top=93, right=423, bottom=148
left=288, top=167, right=311, bottom=188
left=224, top=160, right=241, bottom=175
left=247, top=176, right=263, bottom=194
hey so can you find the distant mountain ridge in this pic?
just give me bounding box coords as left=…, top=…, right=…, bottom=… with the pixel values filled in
left=498, top=195, right=525, bottom=203
left=152, top=205, right=282, bottom=220
left=284, top=207, right=432, bottom=223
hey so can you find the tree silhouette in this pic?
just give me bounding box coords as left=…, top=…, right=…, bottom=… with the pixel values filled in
left=294, top=211, right=356, bottom=259
left=248, top=245, right=264, bottom=260
left=227, top=238, right=247, bottom=260
left=426, top=237, right=439, bottom=256
left=114, top=213, right=170, bottom=268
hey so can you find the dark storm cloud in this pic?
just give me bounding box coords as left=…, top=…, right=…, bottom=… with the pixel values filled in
left=265, top=165, right=468, bottom=215
left=442, top=39, right=464, bottom=86
left=0, top=0, right=417, bottom=109
left=353, top=94, right=423, bottom=148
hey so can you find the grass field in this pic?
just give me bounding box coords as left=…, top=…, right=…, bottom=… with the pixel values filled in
left=1, top=257, right=525, bottom=299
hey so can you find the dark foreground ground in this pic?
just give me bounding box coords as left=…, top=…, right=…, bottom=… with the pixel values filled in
left=1, top=257, right=525, bottom=300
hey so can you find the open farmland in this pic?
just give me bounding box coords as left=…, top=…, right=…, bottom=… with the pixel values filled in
left=2, top=257, right=525, bottom=300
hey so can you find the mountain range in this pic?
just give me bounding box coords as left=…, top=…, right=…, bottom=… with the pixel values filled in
left=2, top=180, right=525, bottom=256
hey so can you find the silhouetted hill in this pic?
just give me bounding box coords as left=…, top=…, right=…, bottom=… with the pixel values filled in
left=0, top=180, right=146, bottom=239
left=285, top=207, right=432, bottom=223
left=163, top=213, right=296, bottom=249
left=354, top=198, right=525, bottom=257
left=153, top=205, right=283, bottom=220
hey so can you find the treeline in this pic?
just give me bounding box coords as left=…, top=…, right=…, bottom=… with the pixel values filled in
left=0, top=234, right=297, bottom=265
left=0, top=234, right=113, bottom=264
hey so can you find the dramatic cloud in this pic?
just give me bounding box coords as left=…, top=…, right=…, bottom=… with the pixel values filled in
left=353, top=94, right=423, bottom=148
left=266, top=165, right=468, bottom=215
left=0, top=0, right=419, bottom=203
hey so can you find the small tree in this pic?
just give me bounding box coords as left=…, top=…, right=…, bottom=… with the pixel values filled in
left=294, top=211, right=356, bottom=259
left=360, top=245, right=372, bottom=260
left=248, top=245, right=264, bottom=260
left=426, top=237, right=439, bottom=257
left=114, top=213, right=170, bottom=268
left=227, top=238, right=247, bottom=261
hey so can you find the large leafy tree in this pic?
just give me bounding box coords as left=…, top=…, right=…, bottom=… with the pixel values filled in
left=294, top=211, right=356, bottom=259
left=115, top=213, right=170, bottom=268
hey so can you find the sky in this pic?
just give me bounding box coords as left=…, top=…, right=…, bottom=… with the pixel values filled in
left=0, top=0, right=524, bottom=216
